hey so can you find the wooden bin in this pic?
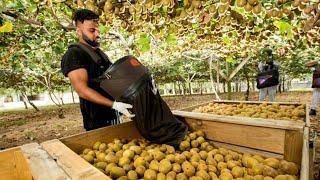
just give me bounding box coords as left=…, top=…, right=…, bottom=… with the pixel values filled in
left=175, top=100, right=310, bottom=161
left=0, top=142, right=70, bottom=180
left=40, top=119, right=310, bottom=180
left=0, top=146, right=33, bottom=180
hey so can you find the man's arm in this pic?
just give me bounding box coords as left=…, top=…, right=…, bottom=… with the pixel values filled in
left=68, top=68, right=113, bottom=107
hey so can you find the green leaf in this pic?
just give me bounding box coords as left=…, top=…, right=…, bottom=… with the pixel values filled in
left=136, top=33, right=150, bottom=53
left=273, top=20, right=292, bottom=33
left=226, top=56, right=235, bottom=64
left=99, top=25, right=108, bottom=34
left=192, top=23, right=199, bottom=29
left=166, top=34, right=177, bottom=46
left=223, top=37, right=232, bottom=45
left=0, top=21, right=13, bottom=33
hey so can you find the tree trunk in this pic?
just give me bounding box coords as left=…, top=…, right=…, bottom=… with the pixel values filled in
left=223, top=82, right=226, bottom=93
left=21, top=95, right=28, bottom=109
left=173, top=82, right=176, bottom=95
left=21, top=92, right=39, bottom=111
left=209, top=57, right=220, bottom=100
left=60, top=92, right=64, bottom=105
left=216, top=61, right=220, bottom=93
left=244, top=66, right=250, bottom=101
left=235, top=82, right=239, bottom=92
left=178, top=81, right=182, bottom=95
left=58, top=108, right=65, bottom=119
left=251, top=81, right=255, bottom=92
left=278, top=78, right=282, bottom=93
left=200, top=82, right=203, bottom=95
left=188, top=81, right=192, bottom=95
left=182, top=83, right=186, bottom=95
left=282, top=77, right=285, bottom=92
left=227, top=81, right=232, bottom=100
left=71, top=86, right=75, bottom=103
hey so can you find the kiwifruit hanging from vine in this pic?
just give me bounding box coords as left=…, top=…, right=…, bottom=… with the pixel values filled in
left=236, top=0, right=247, bottom=7
left=244, top=3, right=253, bottom=12
left=104, top=1, right=113, bottom=12
left=303, top=6, right=314, bottom=15
left=248, top=0, right=258, bottom=6
left=292, top=0, right=300, bottom=7
left=218, top=4, right=229, bottom=15
left=252, top=3, right=262, bottom=14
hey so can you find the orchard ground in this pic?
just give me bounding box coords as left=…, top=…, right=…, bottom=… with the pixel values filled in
left=0, top=91, right=319, bottom=178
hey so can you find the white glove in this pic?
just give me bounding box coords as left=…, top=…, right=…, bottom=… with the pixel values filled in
left=112, top=101, right=135, bottom=118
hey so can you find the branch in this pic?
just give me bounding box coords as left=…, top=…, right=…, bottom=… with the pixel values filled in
left=50, top=6, right=75, bottom=31
left=107, top=31, right=131, bottom=53
left=227, top=56, right=251, bottom=81
left=212, top=61, right=228, bottom=80
left=2, top=11, right=42, bottom=26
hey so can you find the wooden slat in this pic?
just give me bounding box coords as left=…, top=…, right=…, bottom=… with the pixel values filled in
left=178, top=101, right=213, bottom=111
left=13, top=150, right=33, bottom=180
left=20, top=143, right=70, bottom=180
left=185, top=118, right=286, bottom=154
left=60, top=121, right=141, bottom=154
left=211, top=141, right=283, bottom=159
left=301, top=127, right=309, bottom=180
left=41, top=139, right=110, bottom=180
left=0, top=147, right=32, bottom=180
left=174, top=110, right=305, bottom=130
left=212, top=100, right=303, bottom=106
left=305, top=104, right=311, bottom=127
left=0, top=147, right=20, bottom=179
left=179, top=100, right=304, bottom=111
left=284, top=130, right=304, bottom=165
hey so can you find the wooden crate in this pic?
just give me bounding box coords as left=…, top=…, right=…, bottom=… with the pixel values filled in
left=39, top=119, right=309, bottom=180
left=180, top=100, right=310, bottom=127
left=0, top=143, right=70, bottom=180
left=0, top=147, right=33, bottom=180
left=174, top=100, right=310, bottom=164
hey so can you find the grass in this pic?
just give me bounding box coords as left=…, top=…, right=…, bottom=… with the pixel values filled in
left=0, top=119, right=28, bottom=127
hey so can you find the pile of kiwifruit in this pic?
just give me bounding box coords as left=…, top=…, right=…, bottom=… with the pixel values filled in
left=192, top=102, right=305, bottom=121
left=79, top=130, right=299, bottom=180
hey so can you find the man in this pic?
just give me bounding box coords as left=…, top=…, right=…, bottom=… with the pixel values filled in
left=306, top=60, right=320, bottom=115
left=61, top=9, right=134, bottom=131
left=257, top=48, right=279, bottom=102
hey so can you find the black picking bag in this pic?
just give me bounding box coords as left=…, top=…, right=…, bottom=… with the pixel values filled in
left=312, top=69, right=320, bottom=88
left=256, top=69, right=279, bottom=89
left=100, top=56, right=187, bottom=147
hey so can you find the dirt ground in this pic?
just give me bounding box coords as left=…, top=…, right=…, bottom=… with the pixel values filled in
left=0, top=91, right=319, bottom=178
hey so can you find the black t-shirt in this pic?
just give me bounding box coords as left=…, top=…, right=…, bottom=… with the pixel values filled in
left=61, top=45, right=117, bottom=130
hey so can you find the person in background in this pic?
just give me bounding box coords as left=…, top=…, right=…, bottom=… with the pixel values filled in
left=306, top=60, right=320, bottom=116
left=257, top=48, right=280, bottom=102
left=61, top=9, right=134, bottom=131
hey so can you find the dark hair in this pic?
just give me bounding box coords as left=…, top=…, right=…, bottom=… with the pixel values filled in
left=73, top=9, right=99, bottom=25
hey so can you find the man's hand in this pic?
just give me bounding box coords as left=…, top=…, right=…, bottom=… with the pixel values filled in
left=112, top=101, right=135, bottom=118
